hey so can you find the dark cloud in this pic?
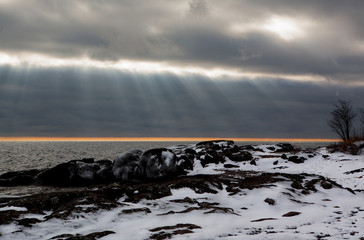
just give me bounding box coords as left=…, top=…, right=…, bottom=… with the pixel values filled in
left=1, top=0, right=364, bottom=82
left=0, top=66, right=363, bottom=138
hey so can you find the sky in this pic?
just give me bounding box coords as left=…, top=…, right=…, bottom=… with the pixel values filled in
left=0, top=0, right=364, bottom=139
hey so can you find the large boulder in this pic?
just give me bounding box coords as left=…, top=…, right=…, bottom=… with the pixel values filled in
left=139, top=148, right=182, bottom=179
left=0, top=169, right=41, bottom=186
left=36, top=162, right=75, bottom=186
left=95, top=160, right=114, bottom=182
left=113, top=150, right=142, bottom=181
left=36, top=158, right=114, bottom=186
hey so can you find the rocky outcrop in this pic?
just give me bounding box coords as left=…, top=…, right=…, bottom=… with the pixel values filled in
left=139, top=148, right=181, bottom=179
left=36, top=158, right=114, bottom=186
left=0, top=140, right=319, bottom=187
left=113, top=150, right=143, bottom=181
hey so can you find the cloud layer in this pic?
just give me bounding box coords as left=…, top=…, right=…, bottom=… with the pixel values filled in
left=1, top=0, right=364, bottom=83
left=1, top=0, right=364, bottom=138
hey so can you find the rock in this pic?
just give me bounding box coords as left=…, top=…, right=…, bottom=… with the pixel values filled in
left=37, top=158, right=114, bottom=186
left=196, top=140, right=235, bottom=150
left=250, top=159, right=257, bottom=166
left=224, top=164, right=239, bottom=168
left=251, top=218, right=277, bottom=222
left=275, top=143, right=295, bottom=152
left=281, top=154, right=288, bottom=159
left=140, top=148, right=181, bottom=179
left=171, top=147, right=196, bottom=171
left=0, top=169, right=42, bottom=186
left=264, top=198, right=276, bottom=205
left=50, top=230, right=115, bottom=240
left=75, top=161, right=97, bottom=180
left=273, top=160, right=278, bottom=165
left=282, top=211, right=301, bottom=217
left=113, top=150, right=142, bottom=180
left=0, top=174, right=35, bottom=186
left=120, top=207, right=151, bottom=215
left=36, top=162, right=74, bottom=186
left=321, top=181, right=332, bottom=189
left=95, top=160, right=113, bottom=182
left=196, top=140, right=237, bottom=167
left=16, top=218, right=41, bottom=227
left=227, top=148, right=253, bottom=162
left=291, top=181, right=304, bottom=189
left=288, top=156, right=306, bottom=164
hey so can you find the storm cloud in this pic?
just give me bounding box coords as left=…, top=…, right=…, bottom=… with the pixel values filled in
left=0, top=0, right=364, bottom=138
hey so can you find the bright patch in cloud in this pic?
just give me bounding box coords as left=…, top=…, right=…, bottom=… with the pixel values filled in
left=0, top=52, right=330, bottom=84
left=264, top=16, right=303, bottom=41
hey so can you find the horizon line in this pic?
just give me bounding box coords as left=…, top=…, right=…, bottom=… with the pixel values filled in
left=0, top=137, right=339, bottom=142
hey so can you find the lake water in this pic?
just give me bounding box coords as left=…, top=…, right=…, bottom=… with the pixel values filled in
left=0, top=141, right=334, bottom=175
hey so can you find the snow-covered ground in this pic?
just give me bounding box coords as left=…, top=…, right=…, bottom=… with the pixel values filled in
left=0, top=143, right=363, bottom=240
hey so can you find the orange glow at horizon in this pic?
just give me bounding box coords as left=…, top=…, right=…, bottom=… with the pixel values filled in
left=0, top=137, right=339, bottom=142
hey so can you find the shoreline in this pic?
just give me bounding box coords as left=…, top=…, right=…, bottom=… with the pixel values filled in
left=0, top=137, right=339, bottom=142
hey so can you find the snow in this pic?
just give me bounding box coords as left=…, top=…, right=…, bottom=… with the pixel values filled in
left=162, top=151, right=175, bottom=166
left=0, top=206, right=27, bottom=212
left=0, top=143, right=363, bottom=239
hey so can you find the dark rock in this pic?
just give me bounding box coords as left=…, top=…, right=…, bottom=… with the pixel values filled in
left=36, top=162, right=74, bottom=186
left=344, top=168, right=364, bottom=175
left=0, top=169, right=42, bottom=186
left=0, top=210, right=26, bottom=225
left=113, top=150, right=142, bottom=180
left=149, top=223, right=201, bottom=240
left=251, top=218, right=277, bottom=222
left=227, top=149, right=253, bottom=162
left=240, top=145, right=264, bottom=152
left=250, top=159, right=257, bottom=166
left=267, top=146, right=276, bottom=151
left=37, top=159, right=113, bottom=186
left=224, top=164, right=239, bottom=168
left=0, top=174, right=35, bottom=186
left=321, top=181, right=332, bottom=189
left=305, top=179, right=319, bottom=192
left=198, top=150, right=225, bottom=167
left=80, top=158, right=95, bottom=164
left=196, top=140, right=235, bottom=150
left=50, top=230, right=115, bottom=240
left=95, top=160, right=113, bottom=182
left=281, top=154, right=288, bottom=159
left=275, top=143, right=295, bottom=152
left=287, top=156, right=306, bottom=164
left=282, top=211, right=301, bottom=217
left=273, top=160, right=278, bottom=165
left=16, top=218, right=41, bottom=227
left=291, top=181, right=304, bottom=189
left=74, top=161, right=98, bottom=180
left=195, top=140, right=238, bottom=167
left=264, top=198, right=276, bottom=205
left=139, top=148, right=183, bottom=179
left=120, top=207, right=151, bottom=215
left=0, top=169, right=41, bottom=180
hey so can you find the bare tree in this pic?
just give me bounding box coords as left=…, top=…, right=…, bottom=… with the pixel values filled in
left=328, top=100, right=357, bottom=142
